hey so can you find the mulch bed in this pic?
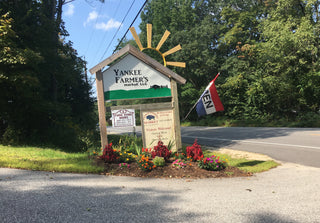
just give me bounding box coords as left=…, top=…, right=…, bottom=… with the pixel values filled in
left=97, top=158, right=253, bottom=179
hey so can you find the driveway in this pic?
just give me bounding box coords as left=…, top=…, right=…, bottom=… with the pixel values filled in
left=1, top=163, right=319, bottom=223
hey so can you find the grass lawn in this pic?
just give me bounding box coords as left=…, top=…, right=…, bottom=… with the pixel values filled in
left=203, top=150, right=280, bottom=173
left=0, top=145, right=104, bottom=174
left=0, top=144, right=279, bottom=175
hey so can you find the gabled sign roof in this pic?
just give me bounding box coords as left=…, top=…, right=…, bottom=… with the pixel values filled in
left=89, top=44, right=186, bottom=85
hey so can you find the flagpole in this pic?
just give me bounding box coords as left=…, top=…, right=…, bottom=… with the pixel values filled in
left=212, top=72, right=220, bottom=82
left=182, top=99, right=199, bottom=121
left=182, top=72, right=221, bottom=121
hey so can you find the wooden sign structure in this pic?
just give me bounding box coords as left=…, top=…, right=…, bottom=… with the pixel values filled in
left=90, top=24, right=186, bottom=151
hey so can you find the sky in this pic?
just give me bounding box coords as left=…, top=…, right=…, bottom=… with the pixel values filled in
left=61, top=0, right=145, bottom=82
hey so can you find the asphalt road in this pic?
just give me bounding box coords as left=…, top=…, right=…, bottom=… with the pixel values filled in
left=1, top=127, right=320, bottom=223
left=108, top=126, right=320, bottom=168
left=1, top=164, right=320, bottom=223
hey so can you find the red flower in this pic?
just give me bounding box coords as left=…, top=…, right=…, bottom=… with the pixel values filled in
left=186, top=139, right=203, bottom=161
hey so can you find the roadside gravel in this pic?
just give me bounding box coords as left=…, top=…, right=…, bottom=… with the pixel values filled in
left=1, top=162, right=319, bottom=223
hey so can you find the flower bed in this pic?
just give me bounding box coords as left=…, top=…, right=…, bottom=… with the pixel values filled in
left=96, top=140, right=252, bottom=179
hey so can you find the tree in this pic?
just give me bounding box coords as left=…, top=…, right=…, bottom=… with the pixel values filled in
left=119, top=0, right=320, bottom=125
left=0, top=1, right=98, bottom=150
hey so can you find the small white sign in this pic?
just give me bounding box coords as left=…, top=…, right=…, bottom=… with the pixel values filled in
left=112, top=109, right=136, bottom=127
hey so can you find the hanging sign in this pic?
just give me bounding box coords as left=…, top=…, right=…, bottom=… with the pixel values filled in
left=142, top=109, right=176, bottom=151
left=102, top=54, right=171, bottom=100
left=112, top=109, right=136, bottom=127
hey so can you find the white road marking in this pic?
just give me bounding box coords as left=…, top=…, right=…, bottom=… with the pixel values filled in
left=183, top=136, right=320, bottom=150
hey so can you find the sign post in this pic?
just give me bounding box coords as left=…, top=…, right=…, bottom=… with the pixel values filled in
left=95, top=70, right=108, bottom=148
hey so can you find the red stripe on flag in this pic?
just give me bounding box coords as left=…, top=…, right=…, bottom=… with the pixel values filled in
left=209, top=82, right=224, bottom=112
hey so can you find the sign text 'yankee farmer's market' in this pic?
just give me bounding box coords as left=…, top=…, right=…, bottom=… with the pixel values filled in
left=113, top=69, right=149, bottom=86
left=102, top=54, right=171, bottom=100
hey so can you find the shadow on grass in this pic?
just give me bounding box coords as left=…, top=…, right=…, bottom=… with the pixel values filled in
left=235, top=160, right=266, bottom=168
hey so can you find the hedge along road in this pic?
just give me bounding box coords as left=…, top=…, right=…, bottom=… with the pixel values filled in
left=108, top=126, right=320, bottom=168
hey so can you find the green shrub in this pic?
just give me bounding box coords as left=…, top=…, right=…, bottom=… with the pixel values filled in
left=118, top=150, right=137, bottom=163
left=295, top=112, right=320, bottom=127
left=137, top=155, right=155, bottom=171
left=198, top=155, right=228, bottom=171
left=153, top=156, right=165, bottom=167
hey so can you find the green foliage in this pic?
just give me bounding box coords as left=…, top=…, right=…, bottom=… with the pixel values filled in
left=0, top=145, right=104, bottom=173
left=137, top=154, right=155, bottom=171
left=204, top=150, right=280, bottom=173
left=133, top=0, right=320, bottom=126
left=110, top=134, right=143, bottom=155
left=117, top=150, right=137, bottom=163
left=198, top=155, right=228, bottom=171
left=152, top=156, right=165, bottom=167
left=0, top=2, right=99, bottom=151
left=172, top=159, right=188, bottom=169
left=295, top=112, right=320, bottom=127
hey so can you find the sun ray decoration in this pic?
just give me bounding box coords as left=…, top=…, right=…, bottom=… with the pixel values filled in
left=129, top=24, right=186, bottom=68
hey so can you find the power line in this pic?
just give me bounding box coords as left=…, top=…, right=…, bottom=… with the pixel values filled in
left=92, top=0, right=122, bottom=63
left=84, top=2, right=104, bottom=55
left=99, top=0, right=136, bottom=61
left=112, top=0, right=148, bottom=54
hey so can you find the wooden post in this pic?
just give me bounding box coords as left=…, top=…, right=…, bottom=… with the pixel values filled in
left=140, top=109, right=146, bottom=149
left=96, top=70, right=108, bottom=149
left=171, top=79, right=182, bottom=152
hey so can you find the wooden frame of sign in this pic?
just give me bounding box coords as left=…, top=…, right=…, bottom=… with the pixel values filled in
left=90, top=44, right=186, bottom=151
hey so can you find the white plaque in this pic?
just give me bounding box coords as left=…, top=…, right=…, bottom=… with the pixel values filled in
left=142, top=109, right=176, bottom=151
left=112, top=109, right=136, bottom=127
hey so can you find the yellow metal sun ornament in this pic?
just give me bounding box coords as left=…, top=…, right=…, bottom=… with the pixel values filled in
left=129, top=24, right=186, bottom=68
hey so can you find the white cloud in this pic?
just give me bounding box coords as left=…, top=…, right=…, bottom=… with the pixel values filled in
left=84, top=11, right=98, bottom=27
left=64, top=3, right=74, bottom=17
left=95, top=19, right=121, bottom=31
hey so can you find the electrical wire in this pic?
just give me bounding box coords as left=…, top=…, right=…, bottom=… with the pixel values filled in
left=92, top=0, right=122, bottom=63
left=99, top=0, right=136, bottom=61
left=84, top=2, right=104, bottom=55
left=112, top=0, right=148, bottom=54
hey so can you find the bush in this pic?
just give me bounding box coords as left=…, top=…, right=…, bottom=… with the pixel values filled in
left=108, top=135, right=143, bottom=154
left=173, top=152, right=187, bottom=160
left=141, top=148, right=152, bottom=157
left=119, top=163, right=130, bottom=169
left=295, top=112, right=320, bottom=127
left=198, top=155, right=227, bottom=171
left=186, top=139, right=203, bottom=161
left=137, top=155, right=155, bottom=171
left=118, top=150, right=137, bottom=163
left=151, top=141, right=171, bottom=160
left=99, top=143, right=118, bottom=163
left=153, top=156, right=165, bottom=167
left=172, top=159, right=187, bottom=169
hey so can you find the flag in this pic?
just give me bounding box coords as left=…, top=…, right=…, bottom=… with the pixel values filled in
left=196, top=74, right=224, bottom=117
